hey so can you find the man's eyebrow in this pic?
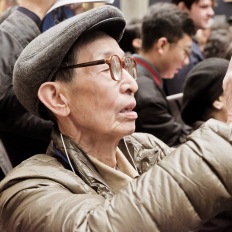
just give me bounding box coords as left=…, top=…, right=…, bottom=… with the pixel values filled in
left=96, top=51, right=125, bottom=59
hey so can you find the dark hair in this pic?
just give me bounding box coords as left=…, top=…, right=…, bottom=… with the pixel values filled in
left=142, top=2, right=196, bottom=52
left=204, top=29, right=232, bottom=59
left=172, top=0, right=216, bottom=9
left=172, top=0, right=200, bottom=9
left=119, top=19, right=142, bottom=54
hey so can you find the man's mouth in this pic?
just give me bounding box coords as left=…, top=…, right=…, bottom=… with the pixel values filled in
left=120, top=102, right=136, bottom=113
left=120, top=107, right=134, bottom=113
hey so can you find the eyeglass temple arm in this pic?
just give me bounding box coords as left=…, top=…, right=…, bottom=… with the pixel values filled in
left=59, top=59, right=106, bottom=69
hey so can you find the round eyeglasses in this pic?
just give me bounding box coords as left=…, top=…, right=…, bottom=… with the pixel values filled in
left=59, top=55, right=137, bottom=81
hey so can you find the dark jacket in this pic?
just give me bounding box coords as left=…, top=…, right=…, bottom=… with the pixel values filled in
left=0, top=8, right=53, bottom=170
left=1, top=119, right=232, bottom=231
left=134, top=55, right=191, bottom=147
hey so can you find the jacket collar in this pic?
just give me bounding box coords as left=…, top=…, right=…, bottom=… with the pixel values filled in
left=87, top=148, right=138, bottom=193
left=48, top=127, right=114, bottom=198
left=48, top=127, right=139, bottom=197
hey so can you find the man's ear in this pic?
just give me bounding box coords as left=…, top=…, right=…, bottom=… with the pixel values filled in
left=178, top=2, right=188, bottom=11
left=38, top=82, right=70, bottom=117
left=156, top=37, right=168, bottom=55
left=212, top=97, right=224, bottom=110
left=132, top=38, right=142, bottom=50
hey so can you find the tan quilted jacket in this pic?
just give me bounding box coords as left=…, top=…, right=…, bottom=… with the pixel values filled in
left=1, top=119, right=232, bottom=231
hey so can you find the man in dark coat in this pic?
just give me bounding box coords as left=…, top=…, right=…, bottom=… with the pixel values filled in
left=0, top=0, right=55, bottom=179
left=134, top=3, right=195, bottom=146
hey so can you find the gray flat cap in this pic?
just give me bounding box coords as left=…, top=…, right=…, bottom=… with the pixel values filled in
left=13, top=5, right=125, bottom=118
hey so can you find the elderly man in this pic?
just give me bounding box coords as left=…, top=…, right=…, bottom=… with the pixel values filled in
left=1, top=5, right=232, bottom=232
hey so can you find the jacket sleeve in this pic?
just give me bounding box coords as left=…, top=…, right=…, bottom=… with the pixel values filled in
left=135, top=74, right=191, bottom=147
left=0, top=9, right=53, bottom=140
left=1, top=119, right=232, bottom=232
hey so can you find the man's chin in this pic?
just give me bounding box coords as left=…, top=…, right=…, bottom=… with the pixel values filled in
left=124, top=125, right=136, bottom=136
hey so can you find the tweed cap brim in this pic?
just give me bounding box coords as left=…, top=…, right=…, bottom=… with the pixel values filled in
left=13, top=5, right=125, bottom=118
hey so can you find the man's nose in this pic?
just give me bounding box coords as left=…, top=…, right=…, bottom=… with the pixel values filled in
left=121, top=69, right=138, bottom=94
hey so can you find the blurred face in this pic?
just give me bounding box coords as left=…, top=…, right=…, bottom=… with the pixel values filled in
left=159, top=34, right=192, bottom=79
left=188, top=0, right=214, bottom=29
left=60, top=33, right=138, bottom=140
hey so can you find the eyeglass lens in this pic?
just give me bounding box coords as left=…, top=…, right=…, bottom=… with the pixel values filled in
left=111, top=55, right=137, bottom=81
left=111, top=55, right=122, bottom=81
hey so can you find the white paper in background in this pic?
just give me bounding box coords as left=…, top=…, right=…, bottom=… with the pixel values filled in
left=47, top=0, right=115, bottom=13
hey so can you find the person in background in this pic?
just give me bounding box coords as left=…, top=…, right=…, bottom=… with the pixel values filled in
left=164, top=0, right=215, bottom=95
left=118, top=18, right=142, bottom=55
left=41, top=0, right=113, bottom=32
left=197, top=15, right=231, bottom=53
left=181, top=57, right=229, bottom=130
left=0, top=0, right=55, bottom=179
left=41, top=5, right=76, bottom=32
left=203, top=29, right=232, bottom=59
left=0, top=0, right=113, bottom=180
left=134, top=2, right=195, bottom=146
left=1, top=5, right=232, bottom=232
